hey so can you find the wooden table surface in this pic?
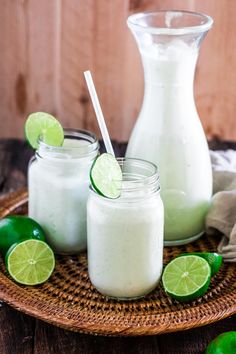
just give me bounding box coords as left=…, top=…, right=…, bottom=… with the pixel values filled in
left=0, top=139, right=235, bottom=354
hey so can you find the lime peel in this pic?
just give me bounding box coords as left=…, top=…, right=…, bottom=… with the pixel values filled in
left=0, top=215, right=46, bottom=255
left=90, top=153, right=122, bottom=199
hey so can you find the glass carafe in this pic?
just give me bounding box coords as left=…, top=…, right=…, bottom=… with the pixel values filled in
left=126, top=10, right=213, bottom=245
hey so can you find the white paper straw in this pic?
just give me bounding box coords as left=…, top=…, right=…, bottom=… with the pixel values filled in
left=84, top=71, right=115, bottom=156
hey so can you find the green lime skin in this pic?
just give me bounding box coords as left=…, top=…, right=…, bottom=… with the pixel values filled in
left=180, top=252, right=223, bottom=276
left=206, top=331, right=236, bottom=354
left=90, top=153, right=122, bottom=199
left=89, top=156, right=101, bottom=195
left=0, top=215, right=46, bottom=255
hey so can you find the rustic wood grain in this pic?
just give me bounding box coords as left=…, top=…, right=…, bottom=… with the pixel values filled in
left=0, top=139, right=33, bottom=194
left=0, top=0, right=58, bottom=138
left=159, top=315, right=236, bottom=354
left=0, top=303, right=34, bottom=354
left=0, top=1, right=235, bottom=141
left=58, top=0, right=95, bottom=131
left=34, top=319, right=160, bottom=354
left=1, top=303, right=236, bottom=354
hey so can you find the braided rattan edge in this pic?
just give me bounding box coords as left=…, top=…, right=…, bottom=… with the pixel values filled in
left=0, top=189, right=235, bottom=336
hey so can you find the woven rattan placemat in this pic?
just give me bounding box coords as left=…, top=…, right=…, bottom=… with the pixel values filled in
left=0, top=189, right=235, bottom=336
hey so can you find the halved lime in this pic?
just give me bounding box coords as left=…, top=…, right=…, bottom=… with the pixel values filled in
left=25, top=112, right=64, bottom=149
left=90, top=153, right=122, bottom=199
left=6, top=239, right=55, bottom=285
left=179, top=252, right=223, bottom=276
left=162, top=255, right=211, bottom=302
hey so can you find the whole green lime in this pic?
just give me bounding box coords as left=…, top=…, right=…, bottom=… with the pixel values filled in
left=0, top=215, right=46, bottom=255
left=206, top=332, right=236, bottom=354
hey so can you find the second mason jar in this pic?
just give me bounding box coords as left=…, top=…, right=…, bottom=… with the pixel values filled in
left=28, top=129, right=99, bottom=254
left=87, top=158, right=164, bottom=300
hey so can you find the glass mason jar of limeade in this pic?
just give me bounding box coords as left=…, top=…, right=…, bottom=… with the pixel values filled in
left=126, top=11, right=213, bottom=245
left=28, top=129, right=99, bottom=254
left=87, top=158, right=164, bottom=300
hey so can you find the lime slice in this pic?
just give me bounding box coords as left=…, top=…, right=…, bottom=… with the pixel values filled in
left=206, top=331, right=236, bottom=354
left=6, top=239, right=55, bottom=285
left=25, top=112, right=64, bottom=149
left=179, top=252, right=223, bottom=276
left=90, top=153, right=122, bottom=199
left=162, top=255, right=211, bottom=302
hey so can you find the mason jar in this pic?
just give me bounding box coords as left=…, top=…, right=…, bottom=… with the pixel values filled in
left=87, top=158, right=164, bottom=300
left=28, top=129, right=99, bottom=254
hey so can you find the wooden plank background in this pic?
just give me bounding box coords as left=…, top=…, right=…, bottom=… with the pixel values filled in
left=0, top=0, right=235, bottom=142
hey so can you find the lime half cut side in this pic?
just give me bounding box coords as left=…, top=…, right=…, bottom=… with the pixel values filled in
left=6, top=239, right=55, bottom=285
left=25, top=112, right=64, bottom=149
left=180, top=252, right=223, bottom=276
left=162, top=255, right=211, bottom=302
left=90, top=153, right=122, bottom=199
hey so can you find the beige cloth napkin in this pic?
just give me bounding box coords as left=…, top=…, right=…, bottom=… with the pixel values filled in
left=206, top=150, right=236, bottom=262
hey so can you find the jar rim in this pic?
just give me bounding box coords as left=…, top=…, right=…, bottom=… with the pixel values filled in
left=38, top=128, right=99, bottom=158
left=90, top=157, right=160, bottom=199
left=127, top=10, right=213, bottom=35
left=116, top=157, right=159, bottom=183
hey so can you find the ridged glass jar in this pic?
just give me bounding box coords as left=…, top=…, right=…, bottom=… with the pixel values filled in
left=28, top=129, right=99, bottom=254
left=87, top=157, right=164, bottom=300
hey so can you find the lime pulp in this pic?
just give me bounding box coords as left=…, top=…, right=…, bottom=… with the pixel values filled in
left=25, top=112, right=64, bottom=149
left=6, top=239, right=55, bottom=285
left=179, top=252, right=223, bottom=276
left=162, top=255, right=211, bottom=302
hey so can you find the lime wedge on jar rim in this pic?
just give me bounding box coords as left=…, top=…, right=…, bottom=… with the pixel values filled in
left=6, top=239, right=55, bottom=285
left=25, top=112, right=64, bottom=149
left=162, top=255, right=211, bottom=302
left=90, top=153, right=122, bottom=199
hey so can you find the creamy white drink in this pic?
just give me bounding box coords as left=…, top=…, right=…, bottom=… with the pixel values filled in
left=28, top=129, right=98, bottom=254
left=87, top=158, right=164, bottom=299
left=126, top=11, right=213, bottom=245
